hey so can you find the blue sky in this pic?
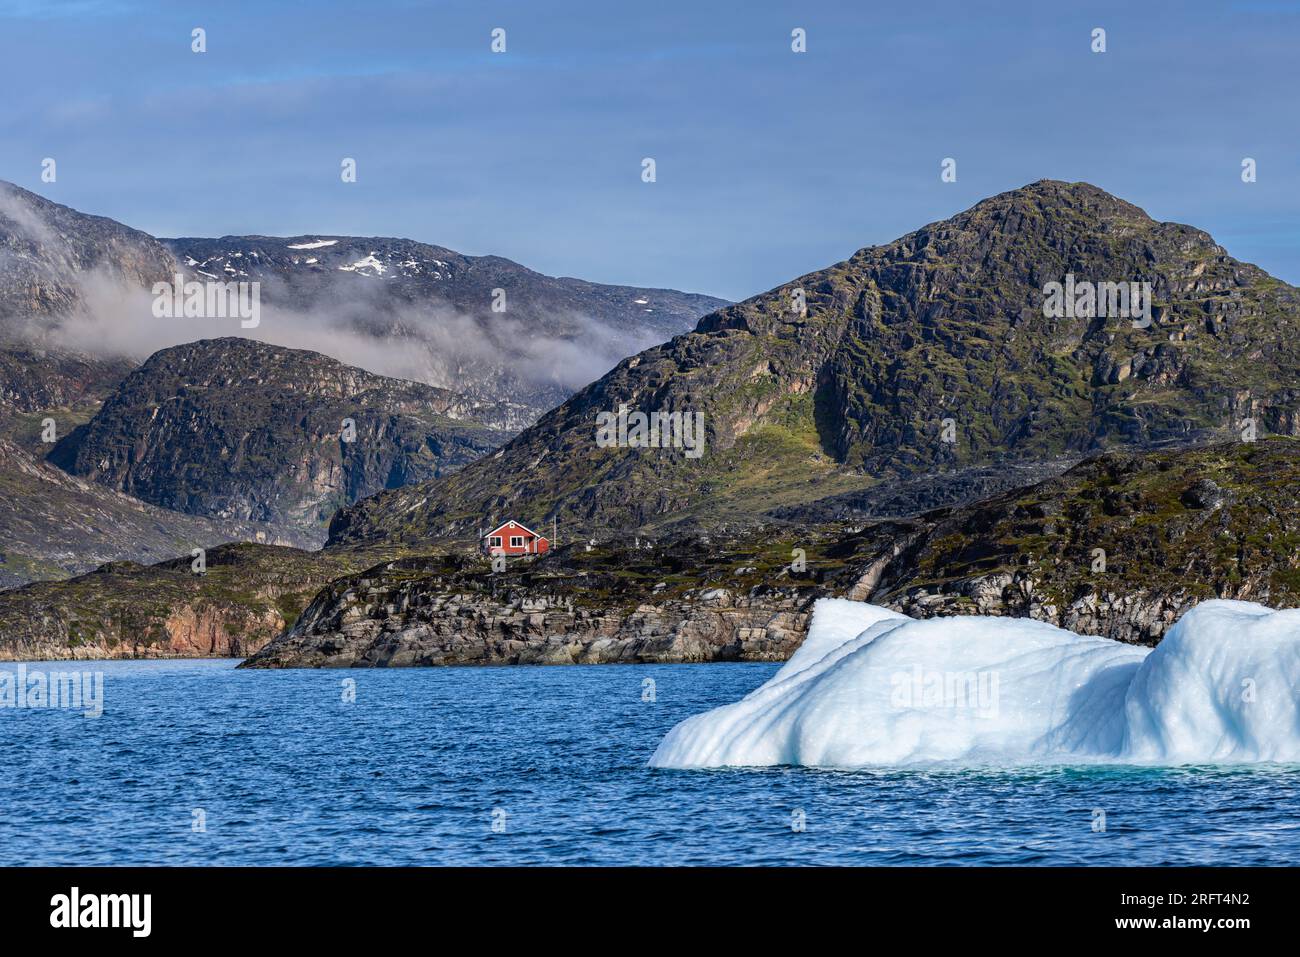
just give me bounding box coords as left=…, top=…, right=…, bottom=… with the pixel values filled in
left=1, top=0, right=1297, bottom=300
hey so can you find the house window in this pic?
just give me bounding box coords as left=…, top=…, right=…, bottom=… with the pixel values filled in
left=510, top=536, right=525, bottom=548
left=489, top=536, right=502, bottom=547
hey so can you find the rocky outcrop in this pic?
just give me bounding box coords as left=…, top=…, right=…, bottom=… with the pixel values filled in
left=886, top=571, right=1198, bottom=645
left=241, top=532, right=874, bottom=668
left=871, top=439, right=1300, bottom=641
left=245, top=586, right=809, bottom=668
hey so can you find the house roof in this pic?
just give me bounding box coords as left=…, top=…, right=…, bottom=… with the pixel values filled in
left=483, top=520, right=545, bottom=539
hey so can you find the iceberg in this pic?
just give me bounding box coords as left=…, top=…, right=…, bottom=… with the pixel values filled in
left=649, top=598, right=1300, bottom=768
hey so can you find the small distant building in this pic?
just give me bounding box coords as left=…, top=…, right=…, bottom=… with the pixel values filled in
left=481, top=520, right=550, bottom=557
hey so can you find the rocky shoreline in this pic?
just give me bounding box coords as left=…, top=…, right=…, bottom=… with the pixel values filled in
left=244, top=440, right=1300, bottom=668
left=243, top=587, right=811, bottom=668
left=6, top=440, right=1300, bottom=666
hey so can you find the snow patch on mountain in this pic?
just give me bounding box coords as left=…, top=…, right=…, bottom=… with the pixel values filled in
left=338, top=253, right=388, bottom=276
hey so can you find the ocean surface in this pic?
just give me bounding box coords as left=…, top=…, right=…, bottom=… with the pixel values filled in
left=2, top=659, right=1298, bottom=866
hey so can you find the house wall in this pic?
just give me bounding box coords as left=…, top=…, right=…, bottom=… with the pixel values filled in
left=482, top=522, right=551, bottom=556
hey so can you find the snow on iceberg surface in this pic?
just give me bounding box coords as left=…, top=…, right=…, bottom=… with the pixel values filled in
left=648, top=598, right=1300, bottom=768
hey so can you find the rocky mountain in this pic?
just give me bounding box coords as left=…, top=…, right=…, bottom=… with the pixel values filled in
left=0, top=437, right=307, bottom=589
left=165, top=233, right=720, bottom=340
left=327, top=180, right=1300, bottom=549
left=0, top=180, right=726, bottom=427
left=243, top=437, right=1300, bottom=668
left=49, top=338, right=513, bottom=544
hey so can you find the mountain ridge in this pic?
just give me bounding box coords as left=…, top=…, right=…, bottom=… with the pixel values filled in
left=0, top=179, right=727, bottom=424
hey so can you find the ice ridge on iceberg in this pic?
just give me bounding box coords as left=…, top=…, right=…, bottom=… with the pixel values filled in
left=648, top=598, right=1300, bottom=767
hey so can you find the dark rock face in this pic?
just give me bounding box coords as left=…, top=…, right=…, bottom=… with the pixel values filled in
left=245, top=439, right=1300, bottom=668
left=50, top=338, right=512, bottom=542
left=241, top=538, right=841, bottom=669
left=327, top=180, right=1300, bottom=550
left=1180, top=477, right=1229, bottom=510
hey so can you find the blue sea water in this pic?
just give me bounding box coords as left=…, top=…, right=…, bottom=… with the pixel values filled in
left=1, top=658, right=1297, bottom=866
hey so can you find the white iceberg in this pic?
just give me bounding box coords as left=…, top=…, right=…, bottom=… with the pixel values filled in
left=649, top=598, right=1300, bottom=768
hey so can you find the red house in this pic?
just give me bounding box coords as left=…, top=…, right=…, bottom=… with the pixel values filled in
left=481, top=520, right=550, bottom=557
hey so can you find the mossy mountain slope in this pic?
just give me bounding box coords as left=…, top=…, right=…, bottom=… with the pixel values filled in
left=329, top=180, right=1300, bottom=547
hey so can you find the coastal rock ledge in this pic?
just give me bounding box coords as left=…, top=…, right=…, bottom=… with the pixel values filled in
left=241, top=582, right=810, bottom=668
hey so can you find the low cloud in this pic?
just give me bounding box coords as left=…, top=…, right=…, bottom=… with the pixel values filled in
left=0, top=189, right=57, bottom=247
left=15, top=265, right=660, bottom=404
